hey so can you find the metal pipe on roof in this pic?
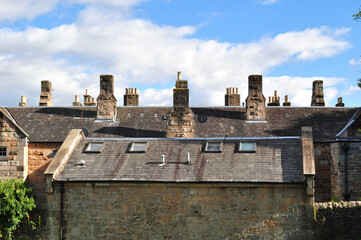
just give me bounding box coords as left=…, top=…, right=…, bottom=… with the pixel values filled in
left=187, top=152, right=190, bottom=164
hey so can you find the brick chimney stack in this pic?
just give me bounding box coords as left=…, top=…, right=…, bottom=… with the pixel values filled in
left=245, top=75, right=266, bottom=120
left=39, top=80, right=53, bottom=106
left=166, top=72, right=195, bottom=138
left=96, top=75, right=117, bottom=120
left=19, top=96, right=28, bottom=107
left=311, top=80, right=325, bottom=106
left=335, top=97, right=344, bottom=107
left=225, top=87, right=240, bottom=106
left=267, top=90, right=280, bottom=106
left=83, top=89, right=96, bottom=106
left=124, top=88, right=139, bottom=106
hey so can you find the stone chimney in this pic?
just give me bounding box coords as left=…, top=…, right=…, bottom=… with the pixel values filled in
left=39, top=80, right=53, bottom=106
left=73, top=95, right=82, bottom=106
left=166, top=72, right=195, bottom=138
left=267, top=90, right=280, bottom=106
left=19, top=96, right=28, bottom=107
left=124, top=88, right=139, bottom=106
left=335, top=97, right=344, bottom=107
left=283, top=95, right=291, bottom=106
left=96, top=75, right=117, bottom=120
left=311, top=80, right=325, bottom=106
left=225, top=87, right=240, bottom=106
left=245, top=75, right=266, bottom=120
left=83, top=89, right=96, bottom=106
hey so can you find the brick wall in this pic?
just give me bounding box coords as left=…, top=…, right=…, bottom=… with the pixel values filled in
left=27, top=142, right=61, bottom=210
left=47, top=183, right=314, bottom=240
left=314, top=143, right=331, bottom=202
left=331, top=142, right=361, bottom=201
left=314, top=201, right=361, bottom=239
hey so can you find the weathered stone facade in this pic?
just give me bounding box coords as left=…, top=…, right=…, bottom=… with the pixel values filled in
left=314, top=201, right=361, bottom=239
left=311, top=80, right=325, bottom=107
left=330, top=141, right=361, bottom=201
left=0, top=111, right=28, bottom=180
left=246, top=75, right=266, bottom=120
left=28, top=142, right=61, bottom=210
left=47, top=183, right=313, bottom=240
left=314, top=143, right=331, bottom=202
left=96, top=75, right=117, bottom=120
left=167, top=72, right=195, bottom=138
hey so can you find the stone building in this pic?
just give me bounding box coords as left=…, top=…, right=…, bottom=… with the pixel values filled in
left=1, top=73, right=361, bottom=239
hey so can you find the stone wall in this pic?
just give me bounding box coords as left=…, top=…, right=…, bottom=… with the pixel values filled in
left=28, top=143, right=61, bottom=210
left=314, top=143, right=331, bottom=202
left=47, top=183, right=314, bottom=240
left=314, top=201, right=361, bottom=239
left=0, top=112, right=28, bottom=180
left=330, top=141, right=361, bottom=201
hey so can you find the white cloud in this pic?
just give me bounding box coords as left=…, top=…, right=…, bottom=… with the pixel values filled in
left=349, top=58, right=361, bottom=66
left=0, top=0, right=58, bottom=22
left=263, top=76, right=344, bottom=107
left=0, top=2, right=353, bottom=107
left=259, top=0, right=280, bottom=5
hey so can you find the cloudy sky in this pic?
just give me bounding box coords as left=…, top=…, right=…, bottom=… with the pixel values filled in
left=0, top=0, right=360, bottom=107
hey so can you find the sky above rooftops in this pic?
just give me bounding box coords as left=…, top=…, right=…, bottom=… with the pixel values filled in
left=0, top=0, right=360, bottom=107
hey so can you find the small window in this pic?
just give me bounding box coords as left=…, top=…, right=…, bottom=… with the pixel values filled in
left=154, top=113, right=158, bottom=117
left=0, top=147, right=6, bottom=157
left=85, top=142, right=104, bottom=153
left=238, top=142, right=256, bottom=152
left=129, top=142, right=148, bottom=153
left=205, top=142, right=222, bottom=152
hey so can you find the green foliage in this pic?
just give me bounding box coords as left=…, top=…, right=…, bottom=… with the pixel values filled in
left=358, top=78, right=361, bottom=88
left=353, top=7, right=361, bottom=21
left=331, top=196, right=341, bottom=203
left=0, top=179, right=36, bottom=240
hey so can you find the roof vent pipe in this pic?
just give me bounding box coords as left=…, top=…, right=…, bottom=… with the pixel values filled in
left=160, top=154, right=166, bottom=166
left=187, top=152, right=191, bottom=164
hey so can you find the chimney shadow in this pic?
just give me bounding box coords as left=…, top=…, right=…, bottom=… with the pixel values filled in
left=93, top=126, right=166, bottom=138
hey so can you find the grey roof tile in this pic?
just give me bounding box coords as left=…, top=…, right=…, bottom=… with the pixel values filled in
left=6, top=106, right=356, bottom=142
left=57, top=138, right=304, bottom=183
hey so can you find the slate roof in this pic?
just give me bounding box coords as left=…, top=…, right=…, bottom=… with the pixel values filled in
left=6, top=106, right=357, bottom=142
left=0, top=106, right=29, bottom=137
left=57, top=137, right=304, bottom=183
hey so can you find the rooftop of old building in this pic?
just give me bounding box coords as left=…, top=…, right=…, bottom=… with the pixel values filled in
left=56, top=137, right=304, bottom=183
left=6, top=106, right=357, bottom=142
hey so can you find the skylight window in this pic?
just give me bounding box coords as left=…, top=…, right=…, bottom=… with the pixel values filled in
left=85, top=142, right=104, bottom=153
left=238, top=142, right=256, bottom=152
left=205, top=142, right=223, bottom=152
left=129, top=142, right=148, bottom=153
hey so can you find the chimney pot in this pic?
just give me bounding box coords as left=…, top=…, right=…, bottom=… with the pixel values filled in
left=86, top=89, right=89, bottom=95
left=19, top=96, right=28, bottom=107
left=177, top=72, right=182, bottom=81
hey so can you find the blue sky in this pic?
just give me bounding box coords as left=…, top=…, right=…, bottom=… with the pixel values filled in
left=0, top=0, right=360, bottom=107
